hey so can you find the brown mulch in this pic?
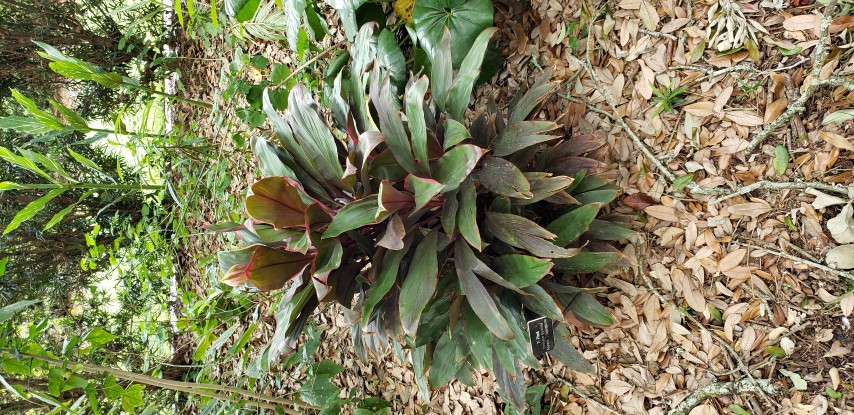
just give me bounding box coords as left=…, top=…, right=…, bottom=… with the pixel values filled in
left=171, top=0, right=854, bottom=414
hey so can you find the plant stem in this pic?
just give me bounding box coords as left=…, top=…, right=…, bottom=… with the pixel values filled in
left=277, top=41, right=346, bottom=87
left=132, top=85, right=213, bottom=109
left=89, top=128, right=164, bottom=138
left=12, top=183, right=163, bottom=191
left=14, top=352, right=315, bottom=414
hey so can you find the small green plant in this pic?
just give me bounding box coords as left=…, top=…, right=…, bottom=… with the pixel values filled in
left=216, top=24, right=630, bottom=412
left=651, top=82, right=690, bottom=117
left=737, top=79, right=763, bottom=100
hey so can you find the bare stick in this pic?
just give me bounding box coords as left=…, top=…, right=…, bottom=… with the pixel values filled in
left=709, top=180, right=850, bottom=204
left=743, top=0, right=839, bottom=154
left=667, top=379, right=782, bottom=415
left=639, top=28, right=678, bottom=40
left=550, top=378, right=628, bottom=415
left=732, top=241, right=854, bottom=281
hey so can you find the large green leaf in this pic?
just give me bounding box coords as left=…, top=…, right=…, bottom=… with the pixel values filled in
left=399, top=230, right=439, bottom=336
left=553, top=252, right=621, bottom=274
left=457, top=178, right=482, bottom=250
left=49, top=100, right=89, bottom=133
left=430, top=27, right=453, bottom=111
left=44, top=190, right=95, bottom=231
left=67, top=147, right=107, bottom=176
left=0, top=117, right=56, bottom=136
left=406, top=175, right=444, bottom=211
left=0, top=300, right=41, bottom=324
left=322, top=195, right=380, bottom=238
left=0, top=147, right=54, bottom=182
left=377, top=29, right=407, bottom=90
left=3, top=188, right=65, bottom=235
left=361, top=238, right=412, bottom=326
left=492, top=255, right=552, bottom=288
left=434, top=144, right=486, bottom=192
left=492, top=348, right=526, bottom=412
left=428, top=329, right=458, bottom=388
left=492, top=121, right=560, bottom=157
left=550, top=323, right=595, bottom=373
left=583, top=219, right=635, bottom=241
left=564, top=293, right=614, bottom=327
left=282, top=0, right=308, bottom=50
left=463, top=303, right=492, bottom=370
left=413, top=0, right=494, bottom=68
left=286, top=87, right=346, bottom=188
left=443, top=119, right=470, bottom=149
left=519, top=284, right=563, bottom=320
left=485, top=212, right=577, bottom=258
left=406, top=75, right=431, bottom=173
left=246, top=177, right=309, bottom=228
left=447, top=27, right=497, bottom=121
left=454, top=242, right=515, bottom=340
left=479, top=157, right=532, bottom=199
left=246, top=246, right=314, bottom=291
left=225, top=0, right=262, bottom=21
left=546, top=204, right=601, bottom=246
left=9, top=90, right=64, bottom=130
left=369, top=68, right=418, bottom=173
left=457, top=241, right=525, bottom=293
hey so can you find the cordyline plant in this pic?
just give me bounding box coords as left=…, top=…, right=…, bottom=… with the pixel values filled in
left=215, top=24, right=632, bottom=410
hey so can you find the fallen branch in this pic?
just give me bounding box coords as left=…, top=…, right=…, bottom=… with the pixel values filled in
left=743, top=0, right=840, bottom=155
left=550, top=378, right=628, bottom=415
left=667, top=379, right=782, bottom=415
left=732, top=241, right=854, bottom=281
left=709, top=179, right=849, bottom=204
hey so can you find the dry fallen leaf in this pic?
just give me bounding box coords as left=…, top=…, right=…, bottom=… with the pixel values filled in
left=645, top=205, right=679, bottom=221
left=726, top=110, right=764, bottom=126
left=819, top=131, right=854, bottom=151
left=764, top=98, right=788, bottom=124
left=826, top=245, right=854, bottom=270
left=806, top=188, right=848, bottom=209
left=685, top=101, right=715, bottom=117
left=689, top=404, right=719, bottom=415
left=840, top=292, right=854, bottom=317
left=718, top=249, right=746, bottom=272
left=827, top=204, right=854, bottom=244
left=623, top=193, right=657, bottom=210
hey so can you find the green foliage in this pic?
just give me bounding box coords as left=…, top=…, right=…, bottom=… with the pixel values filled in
left=216, top=23, right=628, bottom=412
left=650, top=82, right=690, bottom=117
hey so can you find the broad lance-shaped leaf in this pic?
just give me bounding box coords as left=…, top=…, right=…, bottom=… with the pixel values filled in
left=492, top=254, right=552, bottom=288
left=413, top=0, right=494, bottom=68
left=378, top=180, right=414, bottom=217
left=10, top=89, right=64, bottom=130
left=399, top=230, right=439, bottom=337
left=456, top=241, right=525, bottom=293
left=3, top=188, right=65, bottom=235
left=583, top=219, right=635, bottom=241
left=430, top=28, right=453, bottom=111
left=447, top=27, right=498, bottom=121
left=519, top=284, right=563, bottom=320
left=361, top=245, right=408, bottom=326
left=492, top=121, right=560, bottom=157
left=478, top=157, right=531, bottom=199
left=369, top=66, right=418, bottom=173
left=457, top=178, right=482, bottom=250
left=562, top=293, right=614, bottom=328
left=323, top=195, right=380, bottom=238
left=246, top=246, right=314, bottom=291
left=454, top=242, right=515, bottom=340
left=546, top=204, right=600, bottom=246
left=0, top=116, right=56, bottom=136
left=509, top=71, right=555, bottom=123
left=485, top=212, right=577, bottom=258
left=443, top=119, right=469, bottom=149
left=550, top=323, right=595, bottom=373
left=553, top=252, right=621, bottom=274
left=44, top=190, right=95, bottom=231
left=49, top=99, right=89, bottom=132
left=406, top=75, right=431, bottom=173
left=463, top=303, right=493, bottom=370
left=285, top=86, right=347, bottom=188
left=434, top=144, right=486, bottom=192
left=246, top=177, right=309, bottom=228
left=406, top=175, right=443, bottom=211
left=0, top=146, right=55, bottom=182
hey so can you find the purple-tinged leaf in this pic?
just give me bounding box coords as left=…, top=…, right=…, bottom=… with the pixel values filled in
left=246, top=246, right=314, bottom=291
left=455, top=241, right=525, bottom=294
left=485, top=212, right=577, bottom=258
left=463, top=303, right=492, bottom=370
left=563, top=293, right=615, bottom=328
left=454, top=242, right=517, bottom=341
left=512, top=173, right=574, bottom=205
left=492, top=121, right=560, bottom=157
left=399, top=230, right=439, bottom=337
left=546, top=204, right=601, bottom=246
left=322, top=195, right=381, bottom=238
left=221, top=264, right=250, bottom=287
left=369, top=66, right=418, bottom=173
left=378, top=180, right=415, bottom=218
left=377, top=213, right=406, bottom=250
left=441, top=189, right=459, bottom=236
left=478, top=157, right=532, bottom=199
left=246, top=177, right=309, bottom=229
left=362, top=236, right=413, bottom=327
left=406, top=75, right=431, bottom=173
left=457, top=178, right=482, bottom=250
left=509, top=71, right=555, bottom=123
left=551, top=323, right=595, bottom=373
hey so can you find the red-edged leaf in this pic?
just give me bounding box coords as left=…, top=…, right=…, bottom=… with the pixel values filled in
left=478, top=157, right=532, bottom=199
left=399, top=230, right=440, bottom=337
left=457, top=178, right=482, bottom=250
left=378, top=180, right=414, bottom=217
left=369, top=66, right=418, bottom=173
left=246, top=246, right=314, bottom=291
left=434, top=144, right=486, bottom=192
left=622, top=193, right=657, bottom=210
left=492, top=121, right=560, bottom=157
left=221, top=264, right=249, bottom=287
left=246, top=177, right=309, bottom=228
left=454, top=242, right=515, bottom=340
left=405, top=175, right=444, bottom=211
left=322, top=195, right=380, bottom=238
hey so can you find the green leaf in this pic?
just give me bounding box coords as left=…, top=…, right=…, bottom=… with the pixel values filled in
left=553, top=252, right=621, bottom=274
left=546, top=204, right=601, bottom=246
left=565, top=293, right=614, bottom=327
left=0, top=146, right=55, bottom=182
left=456, top=242, right=525, bottom=293
left=492, top=255, right=552, bottom=288
left=430, top=27, right=453, bottom=111
left=825, top=387, right=842, bottom=399
left=2, top=354, right=32, bottom=375
left=16, top=148, right=72, bottom=180
left=406, top=75, right=431, bottom=173
left=369, top=68, right=419, bottom=174
left=434, top=144, right=486, bottom=192
left=454, top=242, right=515, bottom=340
left=4, top=189, right=65, bottom=235
left=765, top=346, right=786, bottom=357
left=0, top=300, right=41, bottom=324
left=286, top=87, right=346, bottom=187
left=44, top=190, right=94, bottom=231
left=492, top=121, right=559, bottom=157
left=551, top=323, right=595, bottom=373
left=583, top=219, right=634, bottom=241
left=361, top=239, right=412, bottom=326
left=246, top=177, right=310, bottom=228
left=225, top=0, right=262, bottom=21
left=67, top=147, right=107, bottom=176
left=574, top=189, right=618, bottom=204
left=773, top=145, right=789, bottom=175
left=302, top=360, right=344, bottom=406
left=479, top=157, right=532, bottom=199
left=519, top=284, right=563, bottom=320
left=102, top=375, right=124, bottom=400
left=49, top=99, right=90, bottom=133
left=485, top=212, right=577, bottom=258
left=0, top=116, right=56, bottom=136
left=509, top=75, right=555, bottom=123
left=413, top=0, right=494, bottom=68
left=447, top=27, right=498, bottom=121
left=377, top=29, right=407, bottom=90
left=443, top=119, right=469, bottom=149
left=399, top=230, right=439, bottom=336
left=246, top=246, right=314, bottom=291
left=10, top=90, right=64, bottom=130
left=671, top=173, right=694, bottom=191
left=406, top=175, right=444, bottom=211
left=492, top=348, right=526, bottom=412
left=463, top=303, right=492, bottom=370
left=0, top=257, right=7, bottom=277
left=81, top=327, right=119, bottom=353
left=281, top=0, right=308, bottom=50
left=48, top=367, right=64, bottom=396
left=457, top=178, right=482, bottom=250
left=121, top=384, right=145, bottom=413
left=0, top=182, right=25, bottom=191
left=822, top=109, right=854, bottom=125
left=428, top=330, right=458, bottom=388
left=323, top=195, right=380, bottom=238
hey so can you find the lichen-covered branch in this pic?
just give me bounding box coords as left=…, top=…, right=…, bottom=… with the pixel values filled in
left=667, top=379, right=782, bottom=415
left=709, top=180, right=849, bottom=204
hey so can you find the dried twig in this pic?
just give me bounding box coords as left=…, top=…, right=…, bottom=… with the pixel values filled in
left=550, top=378, right=628, bottom=415
left=709, top=179, right=849, bottom=204
left=667, top=379, right=782, bottom=415
left=732, top=241, right=854, bottom=281
left=639, top=28, right=678, bottom=40
left=743, top=0, right=840, bottom=154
